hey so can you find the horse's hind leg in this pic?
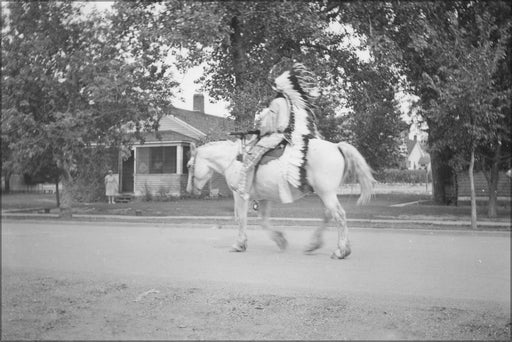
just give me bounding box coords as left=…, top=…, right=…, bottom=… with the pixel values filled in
left=259, top=200, right=287, bottom=250
left=321, top=193, right=351, bottom=259
left=305, top=208, right=330, bottom=253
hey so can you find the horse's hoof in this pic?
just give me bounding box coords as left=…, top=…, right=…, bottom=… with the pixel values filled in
left=230, top=243, right=247, bottom=252
left=304, top=240, right=323, bottom=254
left=331, top=247, right=351, bottom=259
left=304, top=245, right=320, bottom=254
left=272, top=231, right=288, bottom=250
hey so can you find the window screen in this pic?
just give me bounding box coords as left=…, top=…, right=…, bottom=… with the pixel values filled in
left=150, top=146, right=176, bottom=174
left=137, top=146, right=177, bottom=174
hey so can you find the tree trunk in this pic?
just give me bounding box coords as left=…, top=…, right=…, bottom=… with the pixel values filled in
left=485, top=144, right=501, bottom=218
left=230, top=15, right=246, bottom=88
left=469, top=147, right=477, bottom=229
left=487, top=168, right=499, bottom=218
left=3, top=171, right=11, bottom=193
left=55, top=177, right=60, bottom=207
left=59, top=171, right=73, bottom=218
left=430, top=149, right=457, bottom=204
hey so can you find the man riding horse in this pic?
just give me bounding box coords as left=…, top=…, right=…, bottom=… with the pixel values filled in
left=234, top=59, right=321, bottom=201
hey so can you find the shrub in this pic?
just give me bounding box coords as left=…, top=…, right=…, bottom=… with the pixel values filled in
left=70, top=147, right=118, bottom=203
left=142, top=182, right=153, bottom=201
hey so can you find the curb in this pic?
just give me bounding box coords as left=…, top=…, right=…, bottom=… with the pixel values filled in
left=2, top=212, right=510, bottom=230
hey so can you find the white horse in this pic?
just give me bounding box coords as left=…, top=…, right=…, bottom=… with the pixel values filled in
left=186, top=138, right=375, bottom=259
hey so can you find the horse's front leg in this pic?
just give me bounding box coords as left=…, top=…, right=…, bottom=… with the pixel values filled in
left=231, top=195, right=249, bottom=252
left=259, top=200, right=287, bottom=251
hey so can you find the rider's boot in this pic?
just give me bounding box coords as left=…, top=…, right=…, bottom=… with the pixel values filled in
left=234, top=167, right=250, bottom=201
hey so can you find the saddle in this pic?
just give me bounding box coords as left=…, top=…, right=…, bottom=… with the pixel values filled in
left=235, top=140, right=287, bottom=166
left=259, top=141, right=287, bottom=166
left=236, top=138, right=313, bottom=203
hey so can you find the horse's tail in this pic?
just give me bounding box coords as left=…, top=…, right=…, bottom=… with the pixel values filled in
left=337, top=142, right=376, bottom=205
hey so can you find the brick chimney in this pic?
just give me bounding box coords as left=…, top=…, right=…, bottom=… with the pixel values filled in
left=193, top=93, right=205, bottom=112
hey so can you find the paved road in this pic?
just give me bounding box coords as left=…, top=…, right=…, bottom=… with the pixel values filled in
left=2, top=219, right=510, bottom=304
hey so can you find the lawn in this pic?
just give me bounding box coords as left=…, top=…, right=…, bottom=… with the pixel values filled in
left=2, top=191, right=510, bottom=221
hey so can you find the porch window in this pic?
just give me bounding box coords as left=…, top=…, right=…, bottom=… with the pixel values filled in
left=137, top=146, right=177, bottom=174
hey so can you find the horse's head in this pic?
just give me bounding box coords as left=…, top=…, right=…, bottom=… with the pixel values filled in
left=186, top=144, right=214, bottom=196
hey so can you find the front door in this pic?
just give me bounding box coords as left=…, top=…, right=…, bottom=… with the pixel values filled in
left=121, top=150, right=134, bottom=193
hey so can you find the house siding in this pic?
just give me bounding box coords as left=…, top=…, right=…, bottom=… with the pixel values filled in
left=408, top=144, right=425, bottom=170
left=134, top=174, right=187, bottom=196
left=457, top=171, right=511, bottom=198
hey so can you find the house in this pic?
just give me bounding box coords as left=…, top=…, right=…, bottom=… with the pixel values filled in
left=114, top=94, right=235, bottom=198
left=1, top=95, right=235, bottom=198
left=405, top=135, right=430, bottom=170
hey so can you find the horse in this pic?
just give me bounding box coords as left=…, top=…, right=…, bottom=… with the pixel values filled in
left=186, top=138, right=375, bottom=259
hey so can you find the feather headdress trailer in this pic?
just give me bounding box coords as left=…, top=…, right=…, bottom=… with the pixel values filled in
left=273, top=63, right=321, bottom=190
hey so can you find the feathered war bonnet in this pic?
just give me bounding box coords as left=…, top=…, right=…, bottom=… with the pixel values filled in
left=267, top=60, right=322, bottom=192
left=270, top=60, right=320, bottom=114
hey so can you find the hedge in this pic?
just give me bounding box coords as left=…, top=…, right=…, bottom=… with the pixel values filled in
left=373, top=168, right=431, bottom=184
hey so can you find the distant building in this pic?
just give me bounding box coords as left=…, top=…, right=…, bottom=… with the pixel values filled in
left=405, top=135, right=430, bottom=170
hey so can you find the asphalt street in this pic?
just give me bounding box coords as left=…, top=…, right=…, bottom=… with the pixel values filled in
left=2, top=219, right=510, bottom=305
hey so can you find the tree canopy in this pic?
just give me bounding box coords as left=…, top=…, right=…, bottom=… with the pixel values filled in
left=110, top=0, right=408, bottom=168
left=1, top=1, right=177, bottom=208
left=329, top=0, right=511, bottom=204
left=2, top=0, right=509, bottom=210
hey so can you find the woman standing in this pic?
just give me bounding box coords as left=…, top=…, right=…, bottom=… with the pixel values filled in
left=104, top=170, right=118, bottom=204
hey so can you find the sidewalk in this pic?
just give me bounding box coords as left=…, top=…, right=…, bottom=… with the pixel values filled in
left=2, top=211, right=510, bottom=230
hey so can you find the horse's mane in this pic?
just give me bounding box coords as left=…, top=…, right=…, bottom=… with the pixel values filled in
left=198, top=139, right=237, bottom=150
left=196, top=140, right=240, bottom=158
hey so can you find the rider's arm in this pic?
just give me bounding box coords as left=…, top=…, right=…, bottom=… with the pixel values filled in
left=269, top=97, right=289, bottom=132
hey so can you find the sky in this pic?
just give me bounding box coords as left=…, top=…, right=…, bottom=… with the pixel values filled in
left=173, top=65, right=230, bottom=117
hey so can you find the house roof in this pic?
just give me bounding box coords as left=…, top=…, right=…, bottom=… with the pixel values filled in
left=133, top=106, right=236, bottom=143
left=169, top=107, right=235, bottom=137
left=157, top=115, right=206, bottom=140
left=406, top=139, right=429, bottom=155
left=136, top=130, right=198, bottom=145
left=406, top=139, right=417, bottom=155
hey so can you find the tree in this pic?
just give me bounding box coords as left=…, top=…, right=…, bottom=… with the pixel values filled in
left=343, top=62, right=409, bottom=170
left=112, top=0, right=407, bottom=170
left=421, top=7, right=511, bottom=221
left=329, top=1, right=511, bottom=208
left=1, top=1, right=177, bottom=212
